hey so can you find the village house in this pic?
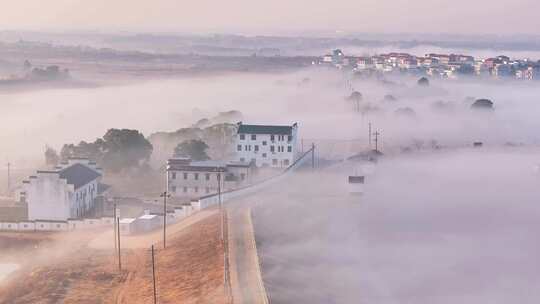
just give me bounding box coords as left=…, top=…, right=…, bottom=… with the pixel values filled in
left=166, top=158, right=253, bottom=200
left=22, top=158, right=109, bottom=221
left=234, top=122, right=298, bottom=168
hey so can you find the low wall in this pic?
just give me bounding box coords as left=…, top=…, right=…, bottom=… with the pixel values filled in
left=197, top=147, right=313, bottom=211
left=0, top=149, right=313, bottom=234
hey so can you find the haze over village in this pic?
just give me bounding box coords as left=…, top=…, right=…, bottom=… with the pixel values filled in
left=0, top=1, right=540, bottom=304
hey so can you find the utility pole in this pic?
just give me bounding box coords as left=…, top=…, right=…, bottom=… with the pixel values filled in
left=6, top=162, right=10, bottom=195
left=217, top=171, right=223, bottom=242
left=117, top=217, right=122, bottom=271
left=113, top=201, right=117, bottom=251
left=160, top=191, right=170, bottom=249
left=151, top=245, right=157, bottom=304
left=373, top=130, right=381, bottom=152
left=311, top=143, right=315, bottom=169
left=368, top=123, right=372, bottom=149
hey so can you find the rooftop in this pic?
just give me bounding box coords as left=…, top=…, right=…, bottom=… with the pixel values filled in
left=59, top=163, right=101, bottom=190
left=237, top=122, right=296, bottom=135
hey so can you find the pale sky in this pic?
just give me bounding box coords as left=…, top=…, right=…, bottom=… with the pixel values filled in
left=1, top=0, right=539, bottom=35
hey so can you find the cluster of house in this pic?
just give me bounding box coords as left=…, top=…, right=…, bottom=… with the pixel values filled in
left=166, top=121, right=298, bottom=201
left=316, top=49, right=540, bottom=80
left=0, top=122, right=299, bottom=230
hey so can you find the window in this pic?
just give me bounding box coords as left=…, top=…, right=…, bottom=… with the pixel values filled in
left=183, top=173, right=188, bottom=179
left=287, top=146, right=292, bottom=152
left=241, top=173, right=246, bottom=180
left=284, top=159, right=290, bottom=166
left=172, top=186, right=177, bottom=192
left=183, top=187, right=187, bottom=193
left=205, top=173, right=210, bottom=180
left=240, top=134, right=245, bottom=140
left=194, top=187, right=199, bottom=193
left=262, top=153, right=267, bottom=158
left=288, top=135, right=293, bottom=141
left=262, top=141, right=267, bottom=146
left=251, top=134, right=257, bottom=140
left=171, top=172, right=176, bottom=179
left=272, top=159, right=278, bottom=165
left=270, top=134, right=275, bottom=141
left=251, top=158, right=256, bottom=163
left=254, top=145, right=259, bottom=152
left=240, top=157, right=245, bottom=162
left=237, top=145, right=242, bottom=151
left=194, top=173, right=199, bottom=180
left=270, top=146, right=275, bottom=152
left=205, top=187, right=210, bottom=193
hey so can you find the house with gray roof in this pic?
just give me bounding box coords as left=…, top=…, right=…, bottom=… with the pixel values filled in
left=235, top=121, right=298, bottom=168
left=22, top=158, right=108, bottom=221
left=166, top=157, right=253, bottom=200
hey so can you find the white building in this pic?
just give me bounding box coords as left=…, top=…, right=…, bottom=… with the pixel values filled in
left=234, top=122, right=298, bottom=168
left=166, top=158, right=253, bottom=200
left=22, top=158, right=106, bottom=221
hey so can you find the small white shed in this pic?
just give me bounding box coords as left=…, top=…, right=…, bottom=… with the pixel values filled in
left=119, top=218, right=137, bottom=235
left=136, top=214, right=161, bottom=233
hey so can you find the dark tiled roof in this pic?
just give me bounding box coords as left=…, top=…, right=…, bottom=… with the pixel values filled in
left=237, top=124, right=293, bottom=135
left=98, top=183, right=111, bottom=194
left=59, top=163, right=101, bottom=190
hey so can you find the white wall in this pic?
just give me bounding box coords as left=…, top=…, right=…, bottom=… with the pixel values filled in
left=25, top=173, right=72, bottom=221
left=235, top=128, right=298, bottom=168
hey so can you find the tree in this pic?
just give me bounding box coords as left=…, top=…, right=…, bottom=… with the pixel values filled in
left=101, top=129, right=153, bottom=172
left=44, top=147, right=59, bottom=167
left=417, top=77, right=430, bottom=86
left=383, top=94, right=397, bottom=102
left=174, top=139, right=210, bottom=161
left=347, top=91, right=363, bottom=112
left=59, top=128, right=153, bottom=173
left=471, top=98, right=494, bottom=110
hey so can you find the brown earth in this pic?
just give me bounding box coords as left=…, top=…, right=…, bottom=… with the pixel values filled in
left=0, top=214, right=229, bottom=304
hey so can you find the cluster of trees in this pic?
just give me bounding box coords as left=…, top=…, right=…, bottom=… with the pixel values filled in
left=29, top=65, right=70, bottom=81
left=46, top=129, right=153, bottom=173
left=46, top=111, right=244, bottom=172
left=148, top=120, right=240, bottom=166
left=173, top=139, right=210, bottom=160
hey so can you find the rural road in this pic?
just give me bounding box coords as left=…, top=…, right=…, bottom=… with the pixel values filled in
left=228, top=202, right=269, bottom=304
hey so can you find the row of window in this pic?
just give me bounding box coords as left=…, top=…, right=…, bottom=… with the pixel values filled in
left=239, top=134, right=293, bottom=141
left=239, top=158, right=290, bottom=166
left=237, top=145, right=292, bottom=153
left=170, top=172, right=220, bottom=180
left=171, top=186, right=213, bottom=194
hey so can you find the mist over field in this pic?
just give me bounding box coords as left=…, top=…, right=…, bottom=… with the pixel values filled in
left=1, top=67, right=540, bottom=167
left=254, top=148, right=540, bottom=303
left=2, top=0, right=540, bottom=302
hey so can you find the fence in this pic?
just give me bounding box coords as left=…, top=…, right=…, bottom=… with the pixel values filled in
left=195, top=146, right=314, bottom=210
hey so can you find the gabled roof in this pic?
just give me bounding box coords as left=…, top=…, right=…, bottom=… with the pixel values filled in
left=237, top=124, right=294, bottom=135
left=59, top=163, right=101, bottom=190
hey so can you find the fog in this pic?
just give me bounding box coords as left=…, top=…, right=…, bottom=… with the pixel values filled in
left=2, top=68, right=540, bottom=169
left=253, top=148, right=540, bottom=303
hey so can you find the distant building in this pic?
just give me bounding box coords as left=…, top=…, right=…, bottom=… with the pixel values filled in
left=22, top=158, right=108, bottom=221
left=166, top=158, right=253, bottom=199
left=234, top=122, right=298, bottom=168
